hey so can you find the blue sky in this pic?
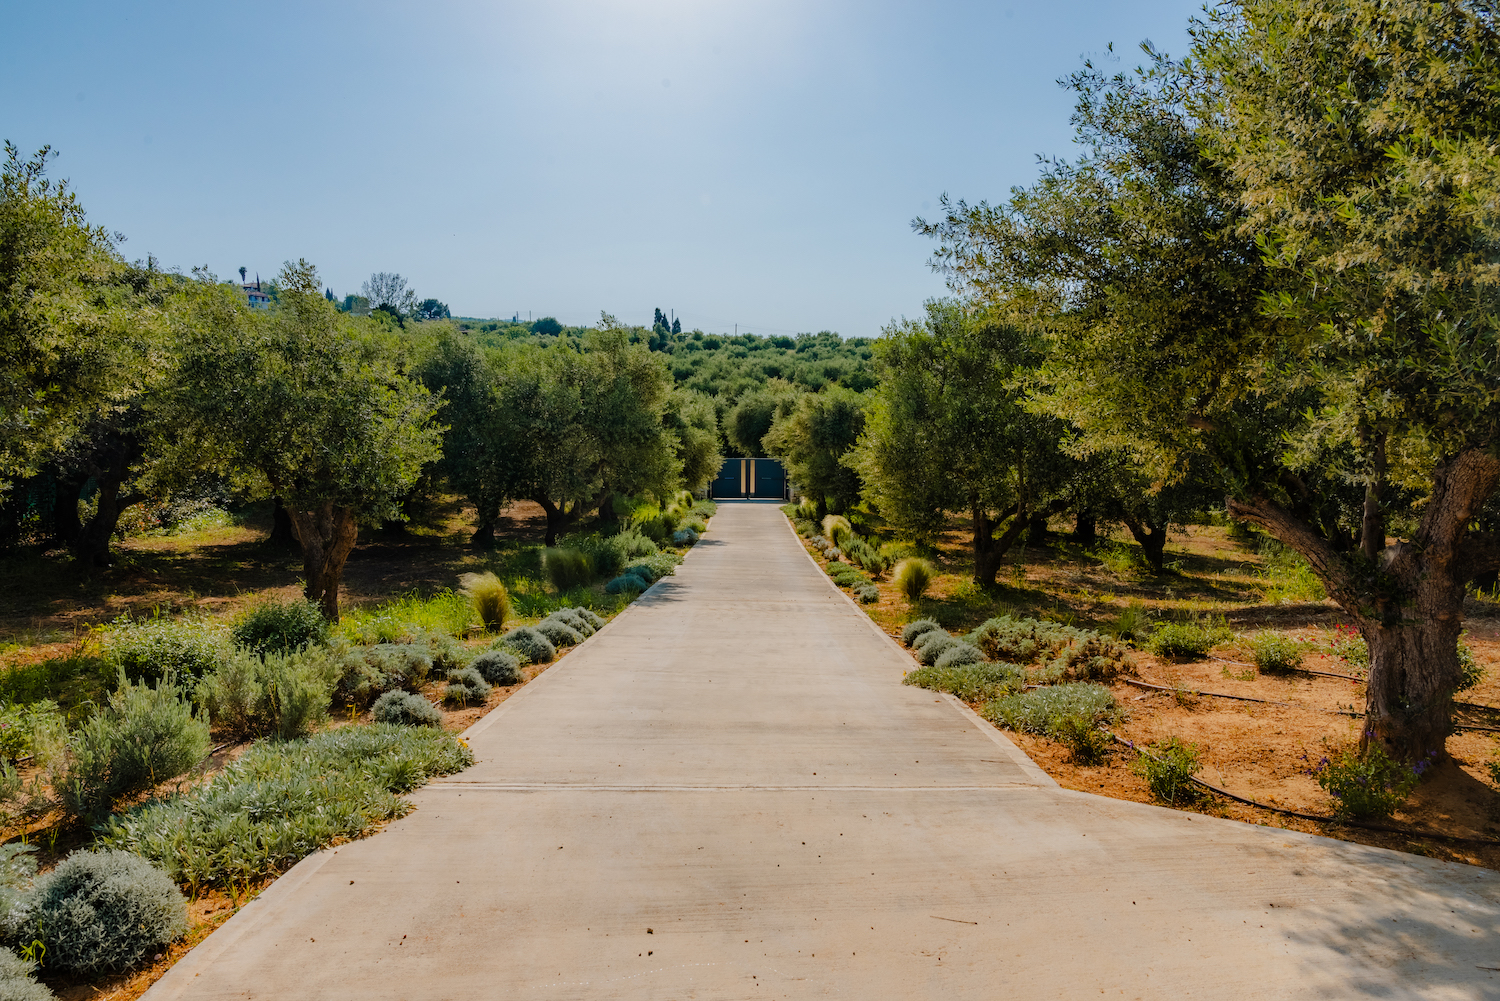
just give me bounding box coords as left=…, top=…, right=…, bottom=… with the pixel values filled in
left=3, top=1, right=1201, bottom=337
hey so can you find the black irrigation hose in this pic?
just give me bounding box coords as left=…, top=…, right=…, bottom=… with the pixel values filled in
left=1106, top=732, right=1500, bottom=846
left=1207, top=654, right=1366, bottom=683
left=1122, top=677, right=1364, bottom=717
left=1126, top=678, right=1500, bottom=733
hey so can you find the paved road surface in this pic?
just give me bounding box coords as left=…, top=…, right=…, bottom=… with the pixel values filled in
left=146, top=501, right=1500, bottom=999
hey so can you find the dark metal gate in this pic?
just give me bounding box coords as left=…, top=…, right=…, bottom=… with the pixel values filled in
left=708, top=458, right=788, bottom=500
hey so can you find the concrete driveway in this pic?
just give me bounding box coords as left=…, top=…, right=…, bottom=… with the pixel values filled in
left=146, top=500, right=1500, bottom=999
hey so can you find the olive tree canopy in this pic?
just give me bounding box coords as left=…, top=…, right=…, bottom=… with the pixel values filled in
left=169, top=259, right=442, bottom=620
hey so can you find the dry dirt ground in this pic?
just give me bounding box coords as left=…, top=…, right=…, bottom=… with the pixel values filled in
left=805, top=515, right=1500, bottom=871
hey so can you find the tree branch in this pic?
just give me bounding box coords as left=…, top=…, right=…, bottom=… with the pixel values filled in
left=1224, top=493, right=1363, bottom=610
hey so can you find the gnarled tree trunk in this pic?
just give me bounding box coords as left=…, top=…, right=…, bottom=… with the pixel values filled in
left=1120, top=513, right=1168, bottom=573
left=972, top=504, right=1025, bottom=587
left=1227, top=449, right=1500, bottom=762
left=71, top=432, right=147, bottom=567
left=268, top=496, right=298, bottom=548
left=1074, top=510, right=1097, bottom=548
left=287, top=502, right=360, bottom=621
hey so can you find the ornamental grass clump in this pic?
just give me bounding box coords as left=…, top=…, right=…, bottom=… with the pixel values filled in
left=500, top=627, right=555, bottom=664
left=1132, top=736, right=1203, bottom=805
left=843, top=537, right=889, bottom=575
left=904, top=661, right=1025, bottom=702
left=458, top=572, right=511, bottom=632
left=10, top=849, right=187, bottom=974
left=370, top=690, right=443, bottom=727
left=821, top=515, right=853, bottom=547
left=63, top=673, right=211, bottom=822
left=901, top=619, right=943, bottom=646
left=470, top=649, right=523, bottom=686
left=102, top=616, right=227, bottom=683
left=543, top=548, right=593, bottom=591
left=100, top=724, right=472, bottom=892
left=1251, top=633, right=1302, bottom=674
left=1309, top=743, right=1426, bottom=820
left=893, top=559, right=935, bottom=602
left=231, top=599, right=329, bottom=656
left=981, top=682, right=1121, bottom=736
left=443, top=667, right=492, bottom=707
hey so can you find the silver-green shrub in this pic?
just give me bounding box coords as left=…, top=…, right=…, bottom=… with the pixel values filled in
left=419, top=630, right=470, bottom=672
left=534, top=618, right=583, bottom=647
left=231, top=599, right=329, bottom=656
left=500, top=627, right=555, bottom=664
left=934, top=643, right=986, bottom=669
left=915, top=633, right=962, bottom=666
left=63, top=674, right=210, bottom=822
left=605, top=574, right=643, bottom=595
left=549, top=607, right=595, bottom=637
left=443, top=667, right=492, bottom=707
left=901, top=619, right=942, bottom=646
left=371, top=691, right=443, bottom=727
left=0, top=948, right=51, bottom=1000
left=981, top=683, right=1122, bottom=735
left=571, top=608, right=604, bottom=631
left=11, top=849, right=186, bottom=974
left=102, top=617, right=226, bottom=683
left=100, top=725, right=471, bottom=892
left=470, top=650, right=523, bottom=686
left=197, top=648, right=339, bottom=741
left=856, top=584, right=879, bottom=603
left=966, top=616, right=1132, bottom=680
left=904, top=662, right=1025, bottom=702
left=672, top=528, right=700, bottom=545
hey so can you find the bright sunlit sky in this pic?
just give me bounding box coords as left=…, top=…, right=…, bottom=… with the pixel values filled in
left=4, top=1, right=1202, bottom=337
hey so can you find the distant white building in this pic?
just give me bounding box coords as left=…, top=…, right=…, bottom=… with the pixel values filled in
left=243, top=281, right=271, bottom=309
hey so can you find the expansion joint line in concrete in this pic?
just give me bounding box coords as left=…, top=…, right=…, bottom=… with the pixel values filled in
left=424, top=782, right=1043, bottom=792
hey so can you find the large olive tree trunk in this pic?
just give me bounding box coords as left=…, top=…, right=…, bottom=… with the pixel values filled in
left=287, top=502, right=359, bottom=621
left=1120, top=512, right=1168, bottom=573
left=1227, top=449, right=1500, bottom=762
left=70, top=432, right=146, bottom=567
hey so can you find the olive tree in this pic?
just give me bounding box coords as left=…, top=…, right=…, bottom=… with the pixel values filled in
left=922, top=2, right=1500, bottom=761
left=848, top=301, right=1073, bottom=586
left=0, top=144, right=153, bottom=491
left=169, top=260, right=442, bottom=620
left=763, top=385, right=866, bottom=516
